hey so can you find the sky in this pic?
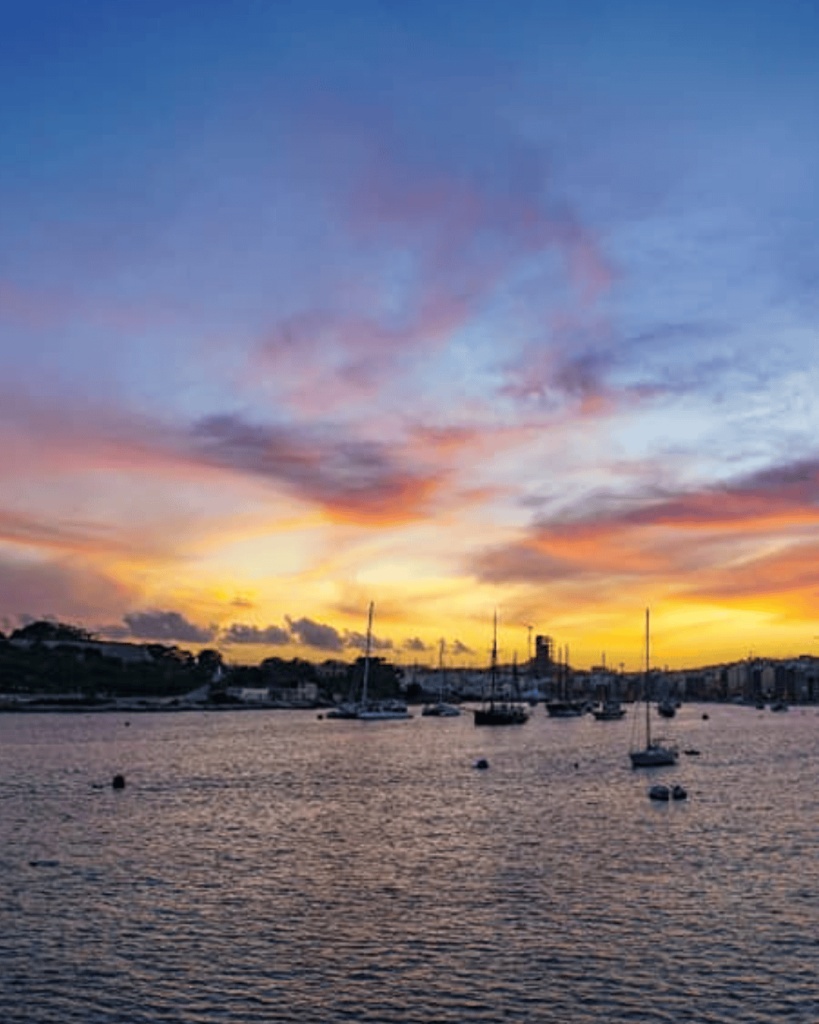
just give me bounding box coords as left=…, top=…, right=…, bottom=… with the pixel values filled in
left=1, top=0, right=818, bottom=671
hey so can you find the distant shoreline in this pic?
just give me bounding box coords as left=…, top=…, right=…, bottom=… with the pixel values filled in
left=0, top=699, right=327, bottom=714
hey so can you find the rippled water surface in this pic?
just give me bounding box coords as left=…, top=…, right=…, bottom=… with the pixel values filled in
left=2, top=704, right=819, bottom=1022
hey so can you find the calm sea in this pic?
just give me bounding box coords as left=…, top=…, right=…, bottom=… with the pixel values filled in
left=2, top=703, right=818, bottom=1023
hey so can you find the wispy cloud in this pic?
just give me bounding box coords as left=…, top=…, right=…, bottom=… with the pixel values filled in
left=0, top=557, right=132, bottom=627
left=190, top=413, right=443, bottom=524
left=472, top=457, right=819, bottom=600
left=244, top=99, right=615, bottom=418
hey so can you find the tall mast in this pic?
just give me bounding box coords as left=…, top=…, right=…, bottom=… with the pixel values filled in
left=645, top=608, right=651, bottom=746
left=557, top=645, right=563, bottom=699
left=491, top=610, right=498, bottom=704
left=362, top=601, right=374, bottom=705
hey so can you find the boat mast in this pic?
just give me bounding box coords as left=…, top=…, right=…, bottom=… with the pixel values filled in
left=362, top=601, right=374, bottom=706
left=645, top=608, right=651, bottom=747
left=490, top=610, right=498, bottom=706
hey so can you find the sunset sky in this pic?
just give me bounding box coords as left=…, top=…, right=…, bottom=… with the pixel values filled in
left=2, top=1, right=818, bottom=670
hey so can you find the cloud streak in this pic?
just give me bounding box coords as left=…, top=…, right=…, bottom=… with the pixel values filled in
left=190, top=413, right=444, bottom=524
left=473, top=457, right=819, bottom=603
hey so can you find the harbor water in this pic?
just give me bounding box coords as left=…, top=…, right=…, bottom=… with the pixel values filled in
left=2, top=703, right=818, bottom=1022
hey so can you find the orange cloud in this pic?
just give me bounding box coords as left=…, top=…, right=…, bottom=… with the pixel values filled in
left=473, top=458, right=819, bottom=593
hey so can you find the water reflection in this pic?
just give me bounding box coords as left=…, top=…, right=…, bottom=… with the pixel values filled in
left=2, top=704, right=819, bottom=1022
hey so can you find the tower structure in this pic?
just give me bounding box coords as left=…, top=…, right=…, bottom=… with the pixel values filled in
left=534, top=634, right=554, bottom=677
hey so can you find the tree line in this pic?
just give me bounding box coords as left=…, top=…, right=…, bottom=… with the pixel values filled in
left=0, top=620, right=404, bottom=704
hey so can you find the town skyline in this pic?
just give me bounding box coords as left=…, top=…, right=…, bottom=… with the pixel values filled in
left=3, top=611, right=818, bottom=678
left=2, top=2, right=818, bottom=671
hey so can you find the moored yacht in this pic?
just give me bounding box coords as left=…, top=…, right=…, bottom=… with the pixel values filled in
left=629, top=610, right=678, bottom=768
left=472, top=613, right=529, bottom=726
left=421, top=640, right=461, bottom=717
left=593, top=699, right=626, bottom=720
left=327, top=603, right=412, bottom=720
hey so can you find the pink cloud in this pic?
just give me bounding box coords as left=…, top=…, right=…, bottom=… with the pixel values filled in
left=0, top=556, right=135, bottom=626
left=246, top=110, right=615, bottom=415
left=190, top=413, right=446, bottom=525
left=472, top=458, right=819, bottom=600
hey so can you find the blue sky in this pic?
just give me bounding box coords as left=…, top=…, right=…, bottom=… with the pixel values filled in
left=1, top=0, right=818, bottom=668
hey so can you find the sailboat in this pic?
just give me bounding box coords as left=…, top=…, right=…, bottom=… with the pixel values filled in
left=593, top=692, right=626, bottom=720
left=545, top=644, right=585, bottom=716
left=421, top=640, right=461, bottom=716
left=472, top=613, right=529, bottom=726
left=328, top=603, right=412, bottom=720
left=629, top=609, right=677, bottom=767
left=657, top=697, right=677, bottom=718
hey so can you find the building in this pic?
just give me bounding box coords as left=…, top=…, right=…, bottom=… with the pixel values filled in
left=534, top=634, right=553, bottom=677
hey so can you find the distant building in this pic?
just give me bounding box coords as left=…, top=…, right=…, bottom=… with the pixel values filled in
left=534, top=635, right=553, bottom=677
left=9, top=637, right=154, bottom=663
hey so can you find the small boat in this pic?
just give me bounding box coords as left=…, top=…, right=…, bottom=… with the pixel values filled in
left=546, top=699, right=585, bottom=717
left=421, top=640, right=461, bottom=717
left=545, top=643, right=584, bottom=716
left=473, top=703, right=528, bottom=725
left=593, top=698, right=626, bottom=720
left=657, top=698, right=677, bottom=718
left=629, top=610, right=678, bottom=768
left=472, top=613, right=529, bottom=726
left=356, top=703, right=412, bottom=721
left=422, top=702, right=461, bottom=717
left=325, top=703, right=359, bottom=719
left=649, top=783, right=687, bottom=802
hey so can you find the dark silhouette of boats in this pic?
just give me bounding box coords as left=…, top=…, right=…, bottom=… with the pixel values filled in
left=326, top=603, right=411, bottom=720
left=649, top=783, right=687, bottom=801
left=473, top=613, right=528, bottom=726
left=593, top=698, right=626, bottom=720
left=546, top=699, right=585, bottom=717
left=657, top=698, right=677, bottom=718
left=546, top=643, right=584, bottom=716
left=421, top=639, right=461, bottom=717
